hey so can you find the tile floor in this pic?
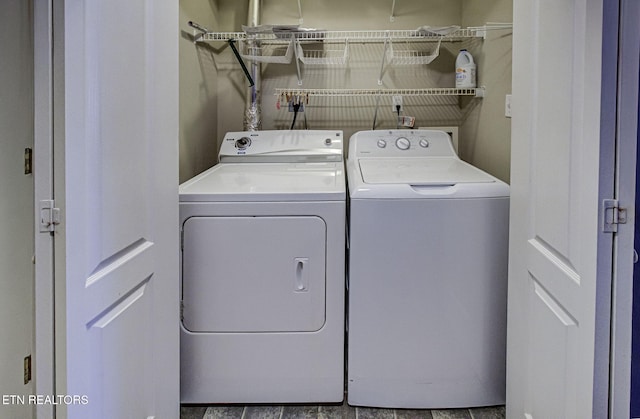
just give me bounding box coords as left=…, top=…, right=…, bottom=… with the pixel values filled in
left=180, top=402, right=505, bottom=419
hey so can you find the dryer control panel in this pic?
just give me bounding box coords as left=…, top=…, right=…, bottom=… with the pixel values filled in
left=349, top=130, right=457, bottom=158
left=219, top=130, right=343, bottom=163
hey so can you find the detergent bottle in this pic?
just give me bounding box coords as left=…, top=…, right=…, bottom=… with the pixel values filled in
left=455, top=49, right=476, bottom=88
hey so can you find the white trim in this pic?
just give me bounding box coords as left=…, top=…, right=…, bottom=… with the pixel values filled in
left=592, top=0, right=619, bottom=416
left=609, top=0, right=640, bottom=417
left=33, top=0, right=55, bottom=417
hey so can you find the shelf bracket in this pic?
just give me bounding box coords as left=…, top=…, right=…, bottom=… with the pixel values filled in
left=378, top=37, right=390, bottom=85
left=390, top=0, right=396, bottom=22
left=227, top=39, right=255, bottom=87
left=372, top=93, right=382, bottom=129
left=188, top=21, right=209, bottom=43
left=292, top=39, right=303, bottom=85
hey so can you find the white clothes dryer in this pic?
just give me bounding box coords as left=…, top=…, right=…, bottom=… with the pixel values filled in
left=179, top=130, right=346, bottom=404
left=346, top=130, right=509, bottom=409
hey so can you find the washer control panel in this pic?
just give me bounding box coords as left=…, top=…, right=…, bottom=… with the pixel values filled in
left=219, top=130, right=344, bottom=163
left=351, top=130, right=456, bottom=158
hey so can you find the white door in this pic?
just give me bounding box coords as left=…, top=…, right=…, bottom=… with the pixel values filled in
left=0, top=1, right=35, bottom=418
left=507, top=0, right=613, bottom=418
left=52, top=1, right=179, bottom=418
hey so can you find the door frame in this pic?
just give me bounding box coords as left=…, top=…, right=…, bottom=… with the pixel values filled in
left=33, top=0, right=55, bottom=417
left=594, top=0, right=620, bottom=416
left=608, top=0, right=640, bottom=417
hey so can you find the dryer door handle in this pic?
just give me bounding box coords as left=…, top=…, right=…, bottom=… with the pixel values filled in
left=294, top=258, right=309, bottom=292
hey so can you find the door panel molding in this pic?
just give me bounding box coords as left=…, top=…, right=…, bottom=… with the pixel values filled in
left=87, top=239, right=154, bottom=283
left=532, top=278, right=578, bottom=327
left=529, top=238, right=580, bottom=283
left=87, top=277, right=151, bottom=330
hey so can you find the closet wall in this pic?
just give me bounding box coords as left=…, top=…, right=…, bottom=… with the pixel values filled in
left=461, top=0, right=512, bottom=183
left=179, top=1, right=221, bottom=183
left=179, top=0, right=512, bottom=183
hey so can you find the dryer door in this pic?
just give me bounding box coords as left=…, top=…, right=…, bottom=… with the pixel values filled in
left=182, top=216, right=326, bottom=333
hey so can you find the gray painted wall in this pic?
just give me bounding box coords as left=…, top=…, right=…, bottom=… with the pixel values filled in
left=0, top=1, right=35, bottom=417
left=461, top=0, right=512, bottom=182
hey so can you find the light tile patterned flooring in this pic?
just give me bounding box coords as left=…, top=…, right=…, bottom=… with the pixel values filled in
left=180, top=402, right=505, bottom=419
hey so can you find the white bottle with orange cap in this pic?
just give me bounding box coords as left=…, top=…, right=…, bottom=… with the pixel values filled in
left=455, top=49, right=477, bottom=88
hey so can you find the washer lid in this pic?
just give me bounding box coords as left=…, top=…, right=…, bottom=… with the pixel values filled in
left=179, top=162, right=346, bottom=202
left=359, top=157, right=495, bottom=185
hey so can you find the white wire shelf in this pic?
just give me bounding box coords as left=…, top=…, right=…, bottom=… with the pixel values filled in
left=274, top=87, right=485, bottom=98
left=196, top=28, right=485, bottom=43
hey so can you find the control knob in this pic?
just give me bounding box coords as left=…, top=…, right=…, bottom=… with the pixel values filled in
left=395, top=137, right=411, bottom=150
left=235, top=137, right=251, bottom=149
left=377, top=139, right=387, bottom=148
left=419, top=139, right=429, bottom=148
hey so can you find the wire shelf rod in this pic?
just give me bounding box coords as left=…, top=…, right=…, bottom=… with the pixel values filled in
left=197, top=28, right=485, bottom=43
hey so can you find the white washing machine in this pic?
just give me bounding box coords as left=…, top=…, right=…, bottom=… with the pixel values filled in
left=179, top=130, right=346, bottom=404
left=346, top=130, right=509, bottom=408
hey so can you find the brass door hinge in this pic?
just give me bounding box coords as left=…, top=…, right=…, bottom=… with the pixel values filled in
left=603, top=199, right=627, bottom=233
left=24, top=355, right=31, bottom=384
